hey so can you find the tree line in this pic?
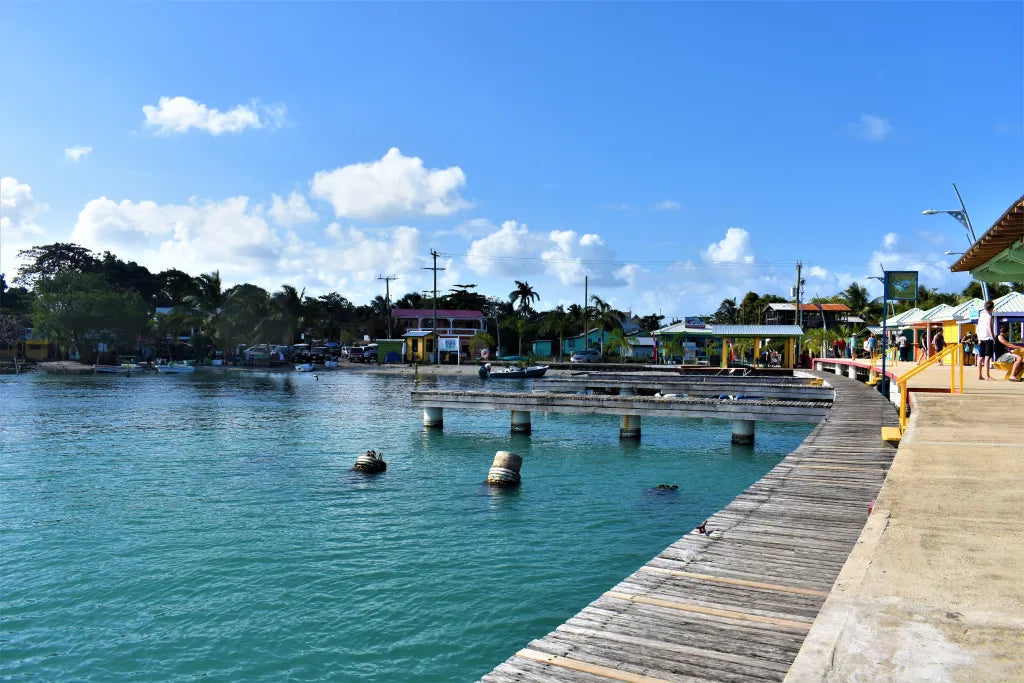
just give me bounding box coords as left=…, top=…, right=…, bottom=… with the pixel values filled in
left=1, top=242, right=1020, bottom=362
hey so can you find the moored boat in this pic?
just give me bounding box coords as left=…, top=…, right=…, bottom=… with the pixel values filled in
left=484, top=364, right=549, bottom=379
left=95, top=364, right=129, bottom=374
left=157, top=362, right=196, bottom=374
left=295, top=363, right=315, bottom=372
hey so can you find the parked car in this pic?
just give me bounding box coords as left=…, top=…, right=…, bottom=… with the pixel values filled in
left=570, top=349, right=601, bottom=363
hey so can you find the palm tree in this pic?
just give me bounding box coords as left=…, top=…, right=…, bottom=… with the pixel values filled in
left=605, top=329, right=630, bottom=360
left=589, top=295, right=622, bottom=354
left=271, top=285, right=305, bottom=345
left=710, top=297, right=739, bottom=324
left=509, top=280, right=539, bottom=316
left=500, top=316, right=533, bottom=356
left=839, top=282, right=872, bottom=320
left=540, top=306, right=571, bottom=360
left=181, top=270, right=225, bottom=349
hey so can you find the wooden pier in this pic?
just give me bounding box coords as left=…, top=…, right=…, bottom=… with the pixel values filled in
left=481, top=371, right=898, bottom=682
left=533, top=375, right=833, bottom=401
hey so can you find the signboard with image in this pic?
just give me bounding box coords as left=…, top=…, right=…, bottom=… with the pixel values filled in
left=885, top=271, right=919, bottom=301
left=438, top=337, right=460, bottom=352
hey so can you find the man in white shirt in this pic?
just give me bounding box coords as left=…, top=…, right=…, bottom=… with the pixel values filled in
left=977, top=300, right=995, bottom=380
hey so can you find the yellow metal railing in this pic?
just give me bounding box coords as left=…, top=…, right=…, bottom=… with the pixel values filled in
left=895, top=343, right=964, bottom=432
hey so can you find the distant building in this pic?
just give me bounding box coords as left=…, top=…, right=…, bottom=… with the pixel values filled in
left=392, top=308, right=485, bottom=359
left=763, top=303, right=851, bottom=329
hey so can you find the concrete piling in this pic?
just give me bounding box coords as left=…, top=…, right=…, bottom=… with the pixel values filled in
left=487, top=451, right=522, bottom=486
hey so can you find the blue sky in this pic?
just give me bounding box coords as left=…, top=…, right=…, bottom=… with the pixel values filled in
left=2, top=2, right=1021, bottom=316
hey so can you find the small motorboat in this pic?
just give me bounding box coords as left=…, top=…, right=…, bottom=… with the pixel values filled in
left=157, top=362, right=196, bottom=374
left=324, top=360, right=339, bottom=369
left=295, top=363, right=315, bottom=372
left=485, top=364, right=549, bottom=379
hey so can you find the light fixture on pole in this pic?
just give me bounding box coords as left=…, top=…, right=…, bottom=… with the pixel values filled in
left=922, top=183, right=989, bottom=300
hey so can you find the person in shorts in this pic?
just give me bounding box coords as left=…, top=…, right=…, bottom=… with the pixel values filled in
left=977, top=300, right=995, bottom=380
left=995, top=323, right=1024, bottom=381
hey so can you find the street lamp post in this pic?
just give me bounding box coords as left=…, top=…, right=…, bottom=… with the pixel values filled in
left=922, top=183, right=989, bottom=300
left=866, top=275, right=890, bottom=397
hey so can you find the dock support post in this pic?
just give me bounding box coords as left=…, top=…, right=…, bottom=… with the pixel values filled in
left=847, top=365, right=857, bottom=379
left=814, top=360, right=823, bottom=371
left=423, top=406, right=443, bottom=429
left=731, top=419, right=755, bottom=445
left=511, top=410, right=532, bottom=434
left=620, top=414, right=642, bottom=440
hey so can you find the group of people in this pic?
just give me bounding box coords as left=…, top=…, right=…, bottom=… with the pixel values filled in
left=974, top=300, right=1024, bottom=381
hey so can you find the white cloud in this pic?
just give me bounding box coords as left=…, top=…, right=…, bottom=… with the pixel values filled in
left=850, top=114, right=892, bottom=141
left=142, top=96, right=286, bottom=136
left=1, top=177, right=49, bottom=278
left=807, top=265, right=829, bottom=278
left=702, top=227, right=754, bottom=264
left=867, top=232, right=953, bottom=294
left=883, top=232, right=898, bottom=249
left=465, top=220, right=636, bottom=288
left=70, top=196, right=283, bottom=285
left=64, top=146, right=92, bottom=162
left=269, top=192, right=316, bottom=227
left=310, top=147, right=468, bottom=220
left=653, top=199, right=681, bottom=211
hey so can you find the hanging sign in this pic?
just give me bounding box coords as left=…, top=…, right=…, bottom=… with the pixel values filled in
left=885, top=271, right=919, bottom=301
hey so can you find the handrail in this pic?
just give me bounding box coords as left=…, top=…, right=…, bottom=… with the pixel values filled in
left=896, top=343, right=963, bottom=431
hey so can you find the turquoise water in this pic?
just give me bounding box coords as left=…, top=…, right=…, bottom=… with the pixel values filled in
left=1, top=370, right=813, bottom=681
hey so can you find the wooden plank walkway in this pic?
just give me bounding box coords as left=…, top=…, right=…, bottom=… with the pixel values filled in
left=481, top=372, right=899, bottom=683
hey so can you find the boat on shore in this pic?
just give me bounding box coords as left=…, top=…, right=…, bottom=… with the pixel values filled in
left=156, top=362, right=196, bottom=374
left=295, top=363, right=315, bottom=372
left=480, top=364, right=549, bottom=379
left=324, top=360, right=339, bottom=369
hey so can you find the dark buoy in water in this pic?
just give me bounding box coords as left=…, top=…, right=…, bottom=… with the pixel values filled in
left=354, top=449, right=387, bottom=473
left=486, top=451, right=521, bottom=486
left=654, top=484, right=678, bottom=491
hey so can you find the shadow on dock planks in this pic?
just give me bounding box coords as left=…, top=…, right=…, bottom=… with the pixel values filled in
left=481, top=371, right=899, bottom=683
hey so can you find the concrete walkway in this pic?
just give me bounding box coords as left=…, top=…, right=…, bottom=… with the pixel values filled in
left=786, top=391, right=1024, bottom=681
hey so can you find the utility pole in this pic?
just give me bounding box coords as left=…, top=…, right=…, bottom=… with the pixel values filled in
left=795, top=261, right=804, bottom=358
left=377, top=274, right=398, bottom=338
left=584, top=275, right=589, bottom=353
left=423, top=250, right=445, bottom=365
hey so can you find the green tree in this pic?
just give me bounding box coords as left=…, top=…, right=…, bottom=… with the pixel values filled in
left=737, top=291, right=761, bottom=325
left=219, top=284, right=271, bottom=349
left=500, top=316, right=533, bottom=356
left=271, top=285, right=306, bottom=345
left=709, top=297, right=739, bottom=324
left=605, top=329, right=630, bottom=359
left=179, top=270, right=226, bottom=350
left=469, top=331, right=495, bottom=359
left=15, top=243, right=101, bottom=288
left=32, top=271, right=149, bottom=360
left=540, top=306, right=572, bottom=360
left=509, top=280, right=539, bottom=316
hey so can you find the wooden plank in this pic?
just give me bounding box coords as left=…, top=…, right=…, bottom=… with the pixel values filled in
left=603, top=591, right=814, bottom=630
left=515, top=648, right=675, bottom=683
left=637, top=566, right=830, bottom=597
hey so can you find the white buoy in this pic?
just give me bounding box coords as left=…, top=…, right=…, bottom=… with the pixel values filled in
left=354, top=449, right=387, bottom=473
left=423, top=406, right=443, bottom=429
left=486, top=451, right=522, bottom=486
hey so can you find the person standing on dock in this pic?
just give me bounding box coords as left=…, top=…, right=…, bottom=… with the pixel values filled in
left=977, top=300, right=996, bottom=380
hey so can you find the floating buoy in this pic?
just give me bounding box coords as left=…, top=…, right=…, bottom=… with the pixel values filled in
left=486, top=451, right=522, bottom=486
left=354, top=449, right=387, bottom=473
left=654, top=484, right=678, bottom=491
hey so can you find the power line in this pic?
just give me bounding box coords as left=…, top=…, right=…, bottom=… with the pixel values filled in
left=423, top=250, right=446, bottom=365
left=377, top=274, right=398, bottom=338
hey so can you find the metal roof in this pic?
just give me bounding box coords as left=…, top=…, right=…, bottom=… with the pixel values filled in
left=402, top=330, right=434, bottom=337
left=710, top=324, right=805, bottom=337
left=652, top=322, right=713, bottom=335
left=919, top=303, right=957, bottom=322
left=882, top=307, right=922, bottom=327
left=899, top=305, right=948, bottom=326
left=950, top=298, right=984, bottom=321
left=951, top=195, right=1024, bottom=277
left=392, top=309, right=484, bottom=319
left=764, top=303, right=851, bottom=312
left=993, top=291, right=1024, bottom=316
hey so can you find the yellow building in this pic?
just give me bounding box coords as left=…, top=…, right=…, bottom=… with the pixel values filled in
left=402, top=330, right=435, bottom=363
